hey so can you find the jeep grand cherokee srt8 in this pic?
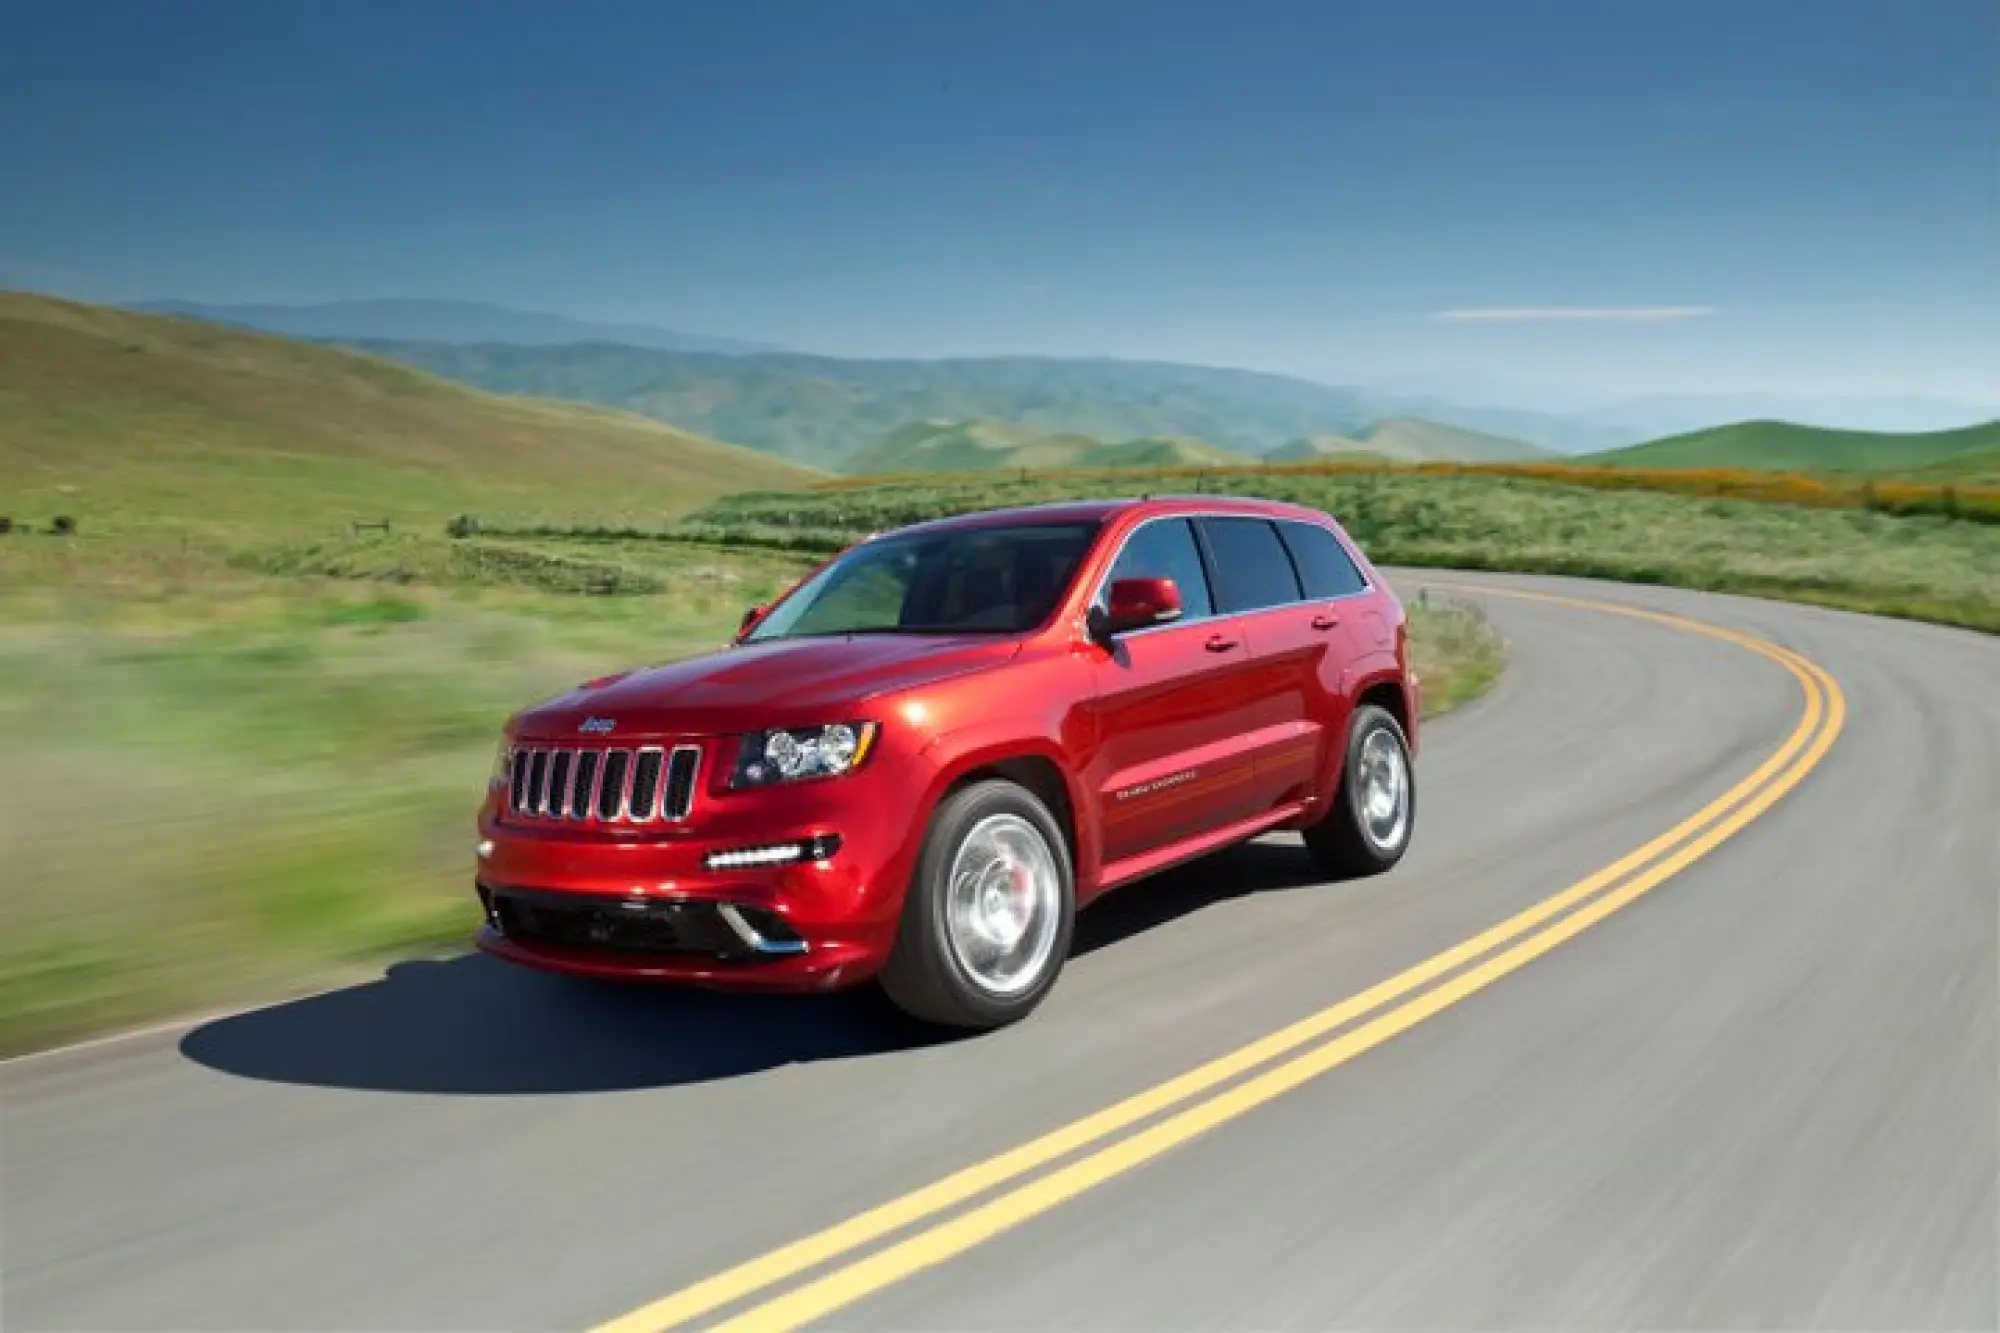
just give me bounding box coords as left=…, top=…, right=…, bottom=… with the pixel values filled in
left=475, top=496, right=1418, bottom=1029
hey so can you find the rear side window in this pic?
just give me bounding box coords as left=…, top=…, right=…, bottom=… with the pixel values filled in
left=1196, top=517, right=1303, bottom=613
left=1277, top=520, right=1369, bottom=599
left=1103, top=517, right=1214, bottom=618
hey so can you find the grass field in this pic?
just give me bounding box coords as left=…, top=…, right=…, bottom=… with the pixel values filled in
left=0, top=537, right=812, bottom=1053
left=673, top=469, right=2000, bottom=633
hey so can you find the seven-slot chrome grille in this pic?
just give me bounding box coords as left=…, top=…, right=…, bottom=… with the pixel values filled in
left=504, top=744, right=700, bottom=823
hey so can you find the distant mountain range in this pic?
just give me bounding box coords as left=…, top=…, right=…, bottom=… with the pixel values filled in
left=320, top=338, right=1644, bottom=468
left=10, top=290, right=1994, bottom=551
left=131, top=299, right=786, bottom=355
left=123, top=298, right=2000, bottom=470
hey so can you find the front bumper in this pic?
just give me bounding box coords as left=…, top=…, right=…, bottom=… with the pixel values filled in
left=471, top=748, right=934, bottom=990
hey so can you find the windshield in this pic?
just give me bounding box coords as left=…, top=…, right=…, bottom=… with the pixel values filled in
left=746, top=521, right=1102, bottom=641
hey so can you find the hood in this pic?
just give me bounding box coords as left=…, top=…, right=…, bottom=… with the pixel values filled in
left=511, top=633, right=1022, bottom=740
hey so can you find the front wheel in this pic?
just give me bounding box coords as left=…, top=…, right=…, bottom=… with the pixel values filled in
left=878, top=779, right=1075, bottom=1030
left=1302, top=703, right=1415, bottom=877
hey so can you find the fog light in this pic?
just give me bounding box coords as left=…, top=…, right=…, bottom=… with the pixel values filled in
left=476, top=839, right=494, bottom=860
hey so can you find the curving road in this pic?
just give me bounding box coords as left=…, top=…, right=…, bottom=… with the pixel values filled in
left=4, top=571, right=1994, bottom=1330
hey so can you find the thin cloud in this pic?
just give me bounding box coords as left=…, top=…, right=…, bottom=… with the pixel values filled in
left=1431, top=306, right=1718, bottom=323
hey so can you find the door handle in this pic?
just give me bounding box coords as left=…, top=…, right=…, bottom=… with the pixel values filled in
left=1204, top=634, right=1240, bottom=653
left=1311, top=613, right=1340, bottom=631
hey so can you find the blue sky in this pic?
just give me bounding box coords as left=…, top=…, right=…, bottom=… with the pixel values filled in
left=2, top=0, right=1993, bottom=402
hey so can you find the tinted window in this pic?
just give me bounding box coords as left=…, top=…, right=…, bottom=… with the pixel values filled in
left=1196, top=517, right=1303, bottom=613
left=1102, top=518, right=1213, bottom=618
left=748, top=521, right=1099, bottom=640
left=1277, top=520, right=1369, bottom=599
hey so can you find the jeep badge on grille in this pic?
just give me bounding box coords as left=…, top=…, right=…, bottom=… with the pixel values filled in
left=578, top=717, right=617, bottom=735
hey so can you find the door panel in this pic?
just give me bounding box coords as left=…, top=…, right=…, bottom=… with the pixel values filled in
left=1234, top=603, right=1346, bottom=807
left=1192, top=516, right=1319, bottom=815
left=1088, top=619, right=1272, bottom=866
left=1265, top=517, right=1375, bottom=799
left=1085, top=516, right=1266, bottom=868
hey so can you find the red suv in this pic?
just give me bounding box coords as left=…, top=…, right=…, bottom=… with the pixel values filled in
left=475, top=496, right=1418, bottom=1028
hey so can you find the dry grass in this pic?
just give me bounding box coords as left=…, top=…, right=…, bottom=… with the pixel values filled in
left=1406, top=594, right=1507, bottom=714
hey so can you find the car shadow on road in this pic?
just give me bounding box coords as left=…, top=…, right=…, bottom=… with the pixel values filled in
left=179, top=954, right=947, bottom=1096
left=181, top=837, right=1331, bottom=1097
left=1072, top=836, right=1328, bottom=957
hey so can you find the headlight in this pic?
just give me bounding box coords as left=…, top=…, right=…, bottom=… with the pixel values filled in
left=731, top=722, right=877, bottom=788
left=489, top=738, right=513, bottom=792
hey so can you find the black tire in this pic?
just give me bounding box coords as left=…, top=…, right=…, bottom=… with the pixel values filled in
left=878, top=778, right=1075, bottom=1030
left=1302, top=703, right=1416, bottom=877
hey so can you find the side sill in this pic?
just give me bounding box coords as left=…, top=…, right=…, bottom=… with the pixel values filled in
left=1092, top=800, right=1312, bottom=896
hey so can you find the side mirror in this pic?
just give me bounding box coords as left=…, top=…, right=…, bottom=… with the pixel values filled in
left=1092, top=576, right=1184, bottom=641
left=735, top=604, right=767, bottom=642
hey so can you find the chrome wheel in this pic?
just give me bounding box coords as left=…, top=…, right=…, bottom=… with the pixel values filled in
left=1355, top=724, right=1410, bottom=852
left=943, top=812, right=1062, bottom=997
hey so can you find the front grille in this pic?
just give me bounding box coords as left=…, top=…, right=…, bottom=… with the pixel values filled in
left=502, top=743, right=700, bottom=823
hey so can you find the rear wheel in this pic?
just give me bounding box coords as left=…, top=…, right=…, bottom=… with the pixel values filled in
left=878, top=779, right=1074, bottom=1030
left=1302, top=703, right=1415, bottom=877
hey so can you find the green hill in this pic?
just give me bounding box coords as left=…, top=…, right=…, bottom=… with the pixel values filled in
left=1906, top=446, right=2000, bottom=485
left=0, top=291, right=818, bottom=533
left=1588, top=417, right=2000, bottom=474
left=843, top=418, right=1248, bottom=474
left=1266, top=416, right=1552, bottom=464
left=1264, top=433, right=1371, bottom=462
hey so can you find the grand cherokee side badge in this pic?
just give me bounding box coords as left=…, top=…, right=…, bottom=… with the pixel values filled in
left=578, top=717, right=617, bottom=735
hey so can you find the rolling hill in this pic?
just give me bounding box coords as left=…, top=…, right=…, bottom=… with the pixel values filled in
left=1587, top=418, right=2000, bottom=474
left=1906, top=446, right=2000, bottom=485
left=843, top=419, right=1249, bottom=474
left=1265, top=416, right=1554, bottom=464
left=328, top=339, right=1637, bottom=467
left=0, top=291, right=818, bottom=533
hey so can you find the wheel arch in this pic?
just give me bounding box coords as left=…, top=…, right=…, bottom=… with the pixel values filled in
left=1351, top=667, right=1418, bottom=757
left=931, top=744, right=1081, bottom=875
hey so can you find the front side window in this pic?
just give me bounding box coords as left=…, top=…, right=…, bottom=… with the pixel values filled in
left=1196, top=516, right=1303, bottom=613
left=1100, top=518, right=1215, bottom=619
left=1276, top=519, right=1369, bottom=599
left=746, top=521, right=1101, bottom=640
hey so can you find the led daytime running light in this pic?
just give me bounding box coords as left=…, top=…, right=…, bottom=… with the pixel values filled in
left=703, top=834, right=842, bottom=871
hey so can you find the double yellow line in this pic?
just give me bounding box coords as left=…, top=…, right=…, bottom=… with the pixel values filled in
left=594, top=587, right=1846, bottom=1333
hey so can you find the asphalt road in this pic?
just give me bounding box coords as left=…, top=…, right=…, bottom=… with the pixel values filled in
left=4, top=571, right=1995, bottom=1331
